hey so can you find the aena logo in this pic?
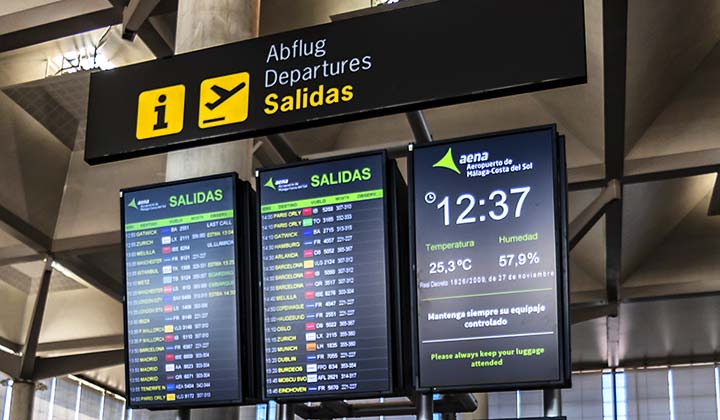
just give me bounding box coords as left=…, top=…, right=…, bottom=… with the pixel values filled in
left=128, top=198, right=138, bottom=209
left=433, top=147, right=461, bottom=174
left=264, top=177, right=276, bottom=190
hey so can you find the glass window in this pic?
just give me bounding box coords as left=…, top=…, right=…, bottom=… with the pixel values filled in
left=518, top=390, right=543, bottom=417
left=562, top=372, right=603, bottom=420
left=488, top=391, right=517, bottom=418
left=53, top=378, right=79, bottom=420
left=1, top=375, right=12, bottom=420
left=78, top=384, right=103, bottom=420
left=103, top=395, right=125, bottom=420
left=671, top=365, right=716, bottom=420
left=626, top=367, right=671, bottom=420
left=128, top=409, right=177, bottom=420
left=31, top=379, right=52, bottom=420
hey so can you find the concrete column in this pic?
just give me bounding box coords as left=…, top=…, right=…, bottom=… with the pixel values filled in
left=166, top=0, right=261, bottom=182
left=9, top=381, right=35, bottom=420
left=460, top=393, right=488, bottom=420
left=168, top=1, right=259, bottom=416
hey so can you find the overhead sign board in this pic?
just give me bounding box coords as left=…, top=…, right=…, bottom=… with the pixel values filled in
left=257, top=154, right=397, bottom=401
left=121, top=174, right=256, bottom=409
left=410, top=126, right=570, bottom=392
left=85, top=0, right=586, bottom=164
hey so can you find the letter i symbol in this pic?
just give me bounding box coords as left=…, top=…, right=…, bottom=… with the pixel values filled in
left=154, top=94, right=169, bottom=130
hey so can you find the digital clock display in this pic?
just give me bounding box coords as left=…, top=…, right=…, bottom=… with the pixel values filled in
left=411, top=126, right=569, bottom=391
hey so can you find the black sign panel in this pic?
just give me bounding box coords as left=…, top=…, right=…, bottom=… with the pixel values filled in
left=410, top=126, right=570, bottom=392
left=85, top=0, right=586, bottom=164
left=257, top=154, right=393, bottom=401
left=121, top=175, right=246, bottom=409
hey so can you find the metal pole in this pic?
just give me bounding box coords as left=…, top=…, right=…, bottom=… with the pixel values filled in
left=277, top=403, right=295, bottom=420
left=406, top=110, right=433, bottom=144
left=19, top=257, right=53, bottom=379
left=417, top=393, right=433, bottom=420
left=543, top=388, right=562, bottom=417
left=177, top=408, right=191, bottom=420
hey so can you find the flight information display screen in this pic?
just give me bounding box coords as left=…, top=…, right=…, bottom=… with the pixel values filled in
left=412, top=126, right=568, bottom=391
left=122, top=175, right=242, bottom=409
left=258, top=154, right=392, bottom=401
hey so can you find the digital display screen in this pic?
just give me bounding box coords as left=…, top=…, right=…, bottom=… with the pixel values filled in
left=122, top=176, right=242, bottom=408
left=413, top=127, right=566, bottom=390
left=258, top=154, right=392, bottom=400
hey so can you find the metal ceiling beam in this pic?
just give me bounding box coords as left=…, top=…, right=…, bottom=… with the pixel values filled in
left=603, top=0, right=628, bottom=307
left=37, top=335, right=124, bottom=354
left=136, top=19, right=174, bottom=58
left=0, top=0, right=176, bottom=56
left=570, top=302, right=618, bottom=325
left=51, top=254, right=123, bottom=302
left=32, top=350, right=124, bottom=380
left=122, top=0, right=162, bottom=40
left=0, top=207, right=52, bottom=253
left=406, top=110, right=433, bottom=144
left=0, top=250, right=44, bottom=268
left=708, top=173, right=720, bottom=216
left=0, top=8, right=122, bottom=54
left=18, top=259, right=53, bottom=379
left=266, top=134, right=302, bottom=163
left=569, top=179, right=622, bottom=250
left=0, top=352, right=20, bottom=378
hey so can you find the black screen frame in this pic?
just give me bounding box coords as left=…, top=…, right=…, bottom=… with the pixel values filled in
left=120, top=173, right=248, bottom=410
left=255, top=151, right=397, bottom=403
left=408, top=124, right=571, bottom=393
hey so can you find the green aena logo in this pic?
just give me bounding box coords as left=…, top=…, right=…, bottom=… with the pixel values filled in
left=264, top=177, right=276, bottom=190
left=433, top=148, right=461, bottom=174
left=128, top=198, right=138, bottom=209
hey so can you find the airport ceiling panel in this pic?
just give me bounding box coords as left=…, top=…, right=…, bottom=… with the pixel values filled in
left=39, top=286, right=122, bottom=344
left=627, top=41, right=720, bottom=161
left=0, top=0, right=62, bottom=17
left=621, top=175, right=713, bottom=281
left=0, top=280, right=32, bottom=345
left=568, top=189, right=607, bottom=303
left=624, top=177, right=720, bottom=299
left=571, top=317, right=608, bottom=369
left=53, top=150, right=165, bottom=240
left=0, top=90, right=71, bottom=239
left=80, top=365, right=125, bottom=394
left=0, top=0, right=111, bottom=36
left=625, top=0, right=720, bottom=154
left=2, top=75, right=86, bottom=150
left=619, top=295, right=720, bottom=365
left=0, top=261, right=85, bottom=295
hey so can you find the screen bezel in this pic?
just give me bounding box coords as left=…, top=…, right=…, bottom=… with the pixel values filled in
left=255, top=151, right=397, bottom=402
left=408, top=124, right=571, bottom=393
left=120, top=173, right=246, bottom=410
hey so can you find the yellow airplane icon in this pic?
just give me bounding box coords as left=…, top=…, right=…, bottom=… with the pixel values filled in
left=198, top=72, right=250, bottom=129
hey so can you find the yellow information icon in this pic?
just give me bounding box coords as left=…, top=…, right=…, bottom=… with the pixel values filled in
left=199, top=72, right=250, bottom=129
left=135, top=85, right=185, bottom=140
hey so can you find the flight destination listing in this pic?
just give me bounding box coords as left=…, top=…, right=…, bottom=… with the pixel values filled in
left=123, top=176, right=241, bottom=408
left=259, top=154, right=391, bottom=399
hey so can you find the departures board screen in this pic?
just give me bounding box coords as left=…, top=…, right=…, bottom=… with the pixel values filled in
left=122, top=175, right=243, bottom=409
left=258, top=153, right=392, bottom=401
left=412, top=126, right=569, bottom=391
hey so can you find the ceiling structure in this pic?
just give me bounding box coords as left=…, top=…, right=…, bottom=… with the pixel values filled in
left=0, top=0, right=719, bottom=396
